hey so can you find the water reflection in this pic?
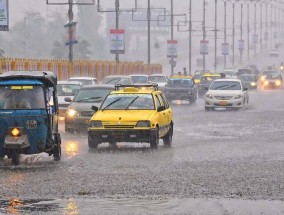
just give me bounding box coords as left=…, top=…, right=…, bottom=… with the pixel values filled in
left=63, top=198, right=79, bottom=215
left=7, top=198, right=23, bottom=214
left=65, top=141, right=79, bottom=157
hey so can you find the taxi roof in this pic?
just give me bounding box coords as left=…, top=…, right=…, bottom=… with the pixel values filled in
left=170, top=75, right=193, bottom=79
left=202, top=73, right=221, bottom=77
left=113, top=84, right=159, bottom=94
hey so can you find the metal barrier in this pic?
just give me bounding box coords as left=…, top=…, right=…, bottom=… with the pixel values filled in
left=0, top=58, right=162, bottom=81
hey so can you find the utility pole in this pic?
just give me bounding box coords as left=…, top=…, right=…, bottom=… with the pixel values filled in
left=232, top=2, right=235, bottom=68
left=247, top=3, right=250, bottom=61
left=202, top=0, right=206, bottom=72
left=189, top=0, right=192, bottom=75
left=171, top=0, right=174, bottom=75
left=214, top=0, right=217, bottom=71
left=224, top=1, right=227, bottom=70
left=240, top=3, right=244, bottom=65
left=147, top=0, right=151, bottom=66
left=115, top=0, right=119, bottom=63
left=260, top=2, right=263, bottom=52
left=68, top=0, right=73, bottom=63
left=270, top=4, right=273, bottom=49
left=265, top=2, right=268, bottom=49
left=254, top=2, right=257, bottom=57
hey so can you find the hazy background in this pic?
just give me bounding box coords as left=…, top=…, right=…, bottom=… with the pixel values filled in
left=0, top=0, right=272, bottom=72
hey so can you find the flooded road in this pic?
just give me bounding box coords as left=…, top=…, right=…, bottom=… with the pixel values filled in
left=0, top=89, right=284, bottom=214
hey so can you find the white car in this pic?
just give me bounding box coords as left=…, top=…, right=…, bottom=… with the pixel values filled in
left=204, top=79, right=249, bottom=111
left=68, top=77, right=97, bottom=86
left=148, top=74, right=169, bottom=91
left=129, top=74, right=149, bottom=84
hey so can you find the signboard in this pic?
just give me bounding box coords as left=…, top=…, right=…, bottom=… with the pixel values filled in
left=238, top=40, right=245, bottom=50
left=252, top=34, right=258, bottom=44
left=273, top=32, right=278, bottom=39
left=221, top=43, right=229, bottom=55
left=0, top=0, right=8, bottom=31
left=169, top=59, right=176, bottom=67
left=200, top=40, right=209, bottom=55
left=110, top=29, right=125, bottom=54
left=264, top=32, right=269, bottom=41
left=64, top=22, right=78, bottom=46
left=167, top=40, right=178, bottom=58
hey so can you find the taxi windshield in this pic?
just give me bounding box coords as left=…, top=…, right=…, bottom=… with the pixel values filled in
left=0, top=86, right=45, bottom=110
left=168, top=78, right=193, bottom=87
left=101, top=94, right=154, bottom=110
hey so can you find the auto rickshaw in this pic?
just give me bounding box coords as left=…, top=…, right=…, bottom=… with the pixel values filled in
left=0, top=71, right=61, bottom=165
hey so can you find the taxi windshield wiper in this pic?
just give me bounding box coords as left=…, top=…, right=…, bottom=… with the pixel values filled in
left=124, top=96, right=139, bottom=110
left=76, top=97, right=102, bottom=102
left=102, top=98, right=121, bottom=111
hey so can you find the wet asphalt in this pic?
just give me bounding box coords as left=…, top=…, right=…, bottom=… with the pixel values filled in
left=0, top=89, right=284, bottom=214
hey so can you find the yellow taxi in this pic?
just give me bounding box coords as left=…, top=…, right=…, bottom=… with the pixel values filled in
left=88, top=84, right=173, bottom=149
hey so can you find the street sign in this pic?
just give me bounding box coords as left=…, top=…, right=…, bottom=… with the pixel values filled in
left=64, top=22, right=78, bottom=46
left=167, top=40, right=178, bottom=58
left=110, top=29, right=125, bottom=54
left=200, top=40, right=208, bottom=55
left=252, top=34, right=258, bottom=44
left=0, top=0, right=8, bottom=31
left=238, top=40, right=245, bottom=51
left=221, top=43, right=229, bottom=55
left=264, top=32, right=269, bottom=41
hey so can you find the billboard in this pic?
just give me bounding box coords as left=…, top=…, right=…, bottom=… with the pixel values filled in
left=167, top=40, right=178, bottom=58
left=110, top=29, right=125, bottom=54
left=0, top=0, right=8, bottom=31
left=222, top=43, right=229, bottom=55
left=200, top=40, right=209, bottom=55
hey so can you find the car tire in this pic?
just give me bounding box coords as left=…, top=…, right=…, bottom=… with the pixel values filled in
left=150, top=129, right=159, bottom=149
left=163, top=125, right=173, bottom=147
left=53, top=134, right=61, bottom=161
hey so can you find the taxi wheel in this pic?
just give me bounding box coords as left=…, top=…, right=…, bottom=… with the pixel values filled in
left=11, top=150, right=20, bottom=165
left=150, top=130, right=159, bottom=149
left=163, top=126, right=173, bottom=147
left=54, top=134, right=61, bottom=161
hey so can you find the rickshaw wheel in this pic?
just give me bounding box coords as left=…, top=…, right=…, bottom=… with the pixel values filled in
left=54, top=134, right=61, bottom=161
left=11, top=151, right=20, bottom=165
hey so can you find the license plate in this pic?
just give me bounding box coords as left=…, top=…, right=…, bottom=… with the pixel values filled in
left=112, top=131, right=125, bottom=137
left=85, top=120, right=90, bottom=125
left=218, top=101, right=227, bottom=106
left=26, top=120, right=37, bottom=129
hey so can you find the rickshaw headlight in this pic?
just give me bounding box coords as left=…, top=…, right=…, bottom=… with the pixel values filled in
left=66, top=109, right=79, bottom=117
left=89, top=120, right=103, bottom=128
left=11, top=128, right=21, bottom=137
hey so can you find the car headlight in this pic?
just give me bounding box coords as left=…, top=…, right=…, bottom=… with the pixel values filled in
left=11, top=128, right=21, bottom=137
left=136, top=120, right=151, bottom=128
left=275, top=80, right=282, bottom=86
left=250, top=82, right=256, bottom=86
left=234, top=94, right=243, bottom=100
left=260, top=76, right=266, bottom=81
left=66, top=109, right=79, bottom=117
left=89, top=120, right=103, bottom=128
left=205, top=94, right=213, bottom=99
left=264, top=80, right=269, bottom=86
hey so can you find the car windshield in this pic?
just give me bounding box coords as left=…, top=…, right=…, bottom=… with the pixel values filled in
left=168, top=78, right=193, bottom=87
left=57, top=84, right=81, bottom=96
left=149, top=76, right=167, bottom=83
left=74, top=88, right=112, bottom=103
left=238, top=69, right=252, bottom=75
left=101, top=94, right=154, bottom=110
left=200, top=76, right=219, bottom=84
left=70, top=79, right=93, bottom=86
left=102, top=77, right=131, bottom=85
left=266, top=74, right=282, bottom=80
left=131, top=76, right=148, bottom=84
left=210, top=81, right=242, bottom=90
left=0, top=85, right=45, bottom=110
left=240, top=75, right=257, bottom=82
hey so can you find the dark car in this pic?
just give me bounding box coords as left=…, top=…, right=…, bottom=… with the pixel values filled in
left=165, top=75, right=197, bottom=104
left=239, top=74, right=258, bottom=90
left=198, top=73, right=221, bottom=98
left=64, top=85, right=114, bottom=133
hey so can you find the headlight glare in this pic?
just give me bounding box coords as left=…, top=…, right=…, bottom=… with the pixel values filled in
left=136, top=120, right=151, bottom=127
left=89, top=120, right=103, bottom=128
left=66, top=109, right=79, bottom=117
left=275, top=80, right=281, bottom=86
left=250, top=82, right=256, bottom=86
left=11, top=128, right=21, bottom=137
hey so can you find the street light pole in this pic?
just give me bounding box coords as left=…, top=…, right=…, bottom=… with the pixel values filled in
left=202, top=0, right=206, bottom=72
left=115, top=0, right=119, bottom=63
left=247, top=3, right=250, bottom=61
left=224, top=1, right=227, bottom=70
left=171, top=0, right=174, bottom=75
left=214, top=0, right=217, bottom=71
left=189, top=0, right=192, bottom=74
left=68, top=0, right=73, bottom=63
left=232, top=2, right=235, bottom=68
left=147, top=0, right=151, bottom=66
left=254, top=2, right=257, bottom=57
left=240, top=3, right=243, bottom=65
left=260, top=2, right=263, bottom=52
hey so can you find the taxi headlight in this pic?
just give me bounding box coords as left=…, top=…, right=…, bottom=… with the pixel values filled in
left=250, top=82, right=256, bottom=86
left=89, top=120, right=103, bottom=128
left=275, top=80, right=282, bottom=86
left=234, top=94, right=243, bottom=100
left=136, top=120, right=151, bottom=127
left=66, top=109, right=79, bottom=117
left=205, top=94, right=214, bottom=99
left=11, top=128, right=21, bottom=137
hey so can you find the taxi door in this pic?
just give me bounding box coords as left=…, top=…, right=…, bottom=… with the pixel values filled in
left=154, top=93, right=170, bottom=137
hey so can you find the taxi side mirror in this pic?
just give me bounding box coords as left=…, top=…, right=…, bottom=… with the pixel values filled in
left=157, top=106, right=165, bottom=112
left=91, top=106, right=98, bottom=112
left=64, top=97, right=72, bottom=102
